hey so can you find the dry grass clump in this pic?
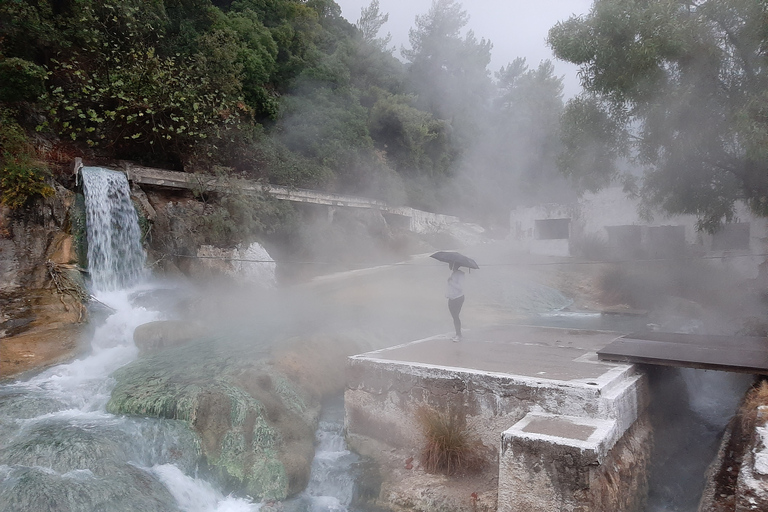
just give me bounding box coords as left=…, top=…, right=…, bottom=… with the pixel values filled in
left=740, top=379, right=768, bottom=432
left=416, top=406, right=486, bottom=476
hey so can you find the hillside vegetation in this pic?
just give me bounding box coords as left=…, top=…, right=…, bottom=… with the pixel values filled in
left=0, top=0, right=570, bottom=231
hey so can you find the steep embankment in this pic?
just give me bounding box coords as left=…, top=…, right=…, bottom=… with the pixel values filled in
left=0, top=184, right=91, bottom=380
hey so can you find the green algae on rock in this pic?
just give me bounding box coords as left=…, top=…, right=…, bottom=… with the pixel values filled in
left=106, top=339, right=317, bottom=501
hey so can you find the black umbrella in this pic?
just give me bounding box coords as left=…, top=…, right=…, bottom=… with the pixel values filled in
left=430, top=251, right=479, bottom=269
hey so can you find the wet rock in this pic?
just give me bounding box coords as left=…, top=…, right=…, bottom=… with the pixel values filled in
left=0, top=416, right=202, bottom=512
left=0, top=464, right=182, bottom=512
left=0, top=323, right=87, bottom=381
left=0, top=184, right=89, bottom=380
left=106, top=340, right=319, bottom=501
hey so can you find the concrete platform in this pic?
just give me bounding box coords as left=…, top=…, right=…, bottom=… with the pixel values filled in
left=358, top=324, right=631, bottom=384
left=345, top=324, right=650, bottom=510
left=506, top=413, right=619, bottom=458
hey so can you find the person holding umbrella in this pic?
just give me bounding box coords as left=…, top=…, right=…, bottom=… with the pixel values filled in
left=445, top=261, right=465, bottom=342
left=431, top=251, right=478, bottom=342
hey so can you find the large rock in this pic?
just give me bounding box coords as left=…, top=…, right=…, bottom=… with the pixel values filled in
left=106, top=339, right=319, bottom=501
left=0, top=417, right=198, bottom=512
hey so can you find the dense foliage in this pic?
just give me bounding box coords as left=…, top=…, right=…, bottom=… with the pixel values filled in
left=0, top=108, right=54, bottom=208
left=549, top=0, right=768, bottom=231
left=0, top=0, right=569, bottom=227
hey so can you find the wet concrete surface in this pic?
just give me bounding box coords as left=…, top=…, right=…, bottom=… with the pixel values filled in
left=361, top=324, right=626, bottom=383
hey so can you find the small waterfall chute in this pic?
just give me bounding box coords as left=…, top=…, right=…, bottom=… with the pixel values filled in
left=81, top=166, right=146, bottom=292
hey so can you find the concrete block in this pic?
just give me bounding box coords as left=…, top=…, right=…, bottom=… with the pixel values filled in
left=499, top=412, right=650, bottom=511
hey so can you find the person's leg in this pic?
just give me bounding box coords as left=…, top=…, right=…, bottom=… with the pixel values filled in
left=448, top=296, right=464, bottom=338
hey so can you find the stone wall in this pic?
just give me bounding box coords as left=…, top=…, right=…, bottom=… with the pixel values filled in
left=344, top=324, right=653, bottom=511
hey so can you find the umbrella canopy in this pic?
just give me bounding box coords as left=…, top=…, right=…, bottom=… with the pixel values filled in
left=430, top=251, right=479, bottom=269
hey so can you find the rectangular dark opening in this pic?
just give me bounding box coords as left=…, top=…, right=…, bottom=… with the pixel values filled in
left=535, top=218, right=570, bottom=240
left=646, top=225, right=686, bottom=257
left=712, top=223, right=750, bottom=250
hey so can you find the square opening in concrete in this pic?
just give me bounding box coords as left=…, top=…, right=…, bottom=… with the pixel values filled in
left=521, top=416, right=596, bottom=441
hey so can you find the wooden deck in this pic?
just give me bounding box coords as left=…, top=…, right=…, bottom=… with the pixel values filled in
left=597, top=331, right=768, bottom=375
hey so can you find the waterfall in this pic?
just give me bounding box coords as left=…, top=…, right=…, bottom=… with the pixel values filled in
left=81, top=167, right=146, bottom=291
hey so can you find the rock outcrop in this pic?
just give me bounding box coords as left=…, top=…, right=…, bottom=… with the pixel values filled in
left=106, top=338, right=319, bottom=501
left=0, top=184, right=90, bottom=380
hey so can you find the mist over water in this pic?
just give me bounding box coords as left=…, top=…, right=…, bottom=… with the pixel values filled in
left=1, top=167, right=758, bottom=511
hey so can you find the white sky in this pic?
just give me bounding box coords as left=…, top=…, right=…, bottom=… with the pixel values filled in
left=335, top=0, right=594, bottom=98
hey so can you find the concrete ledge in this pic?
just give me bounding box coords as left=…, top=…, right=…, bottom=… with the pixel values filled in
left=502, top=412, right=619, bottom=464
left=498, top=412, right=651, bottom=511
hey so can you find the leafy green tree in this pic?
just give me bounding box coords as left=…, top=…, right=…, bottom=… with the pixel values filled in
left=213, top=8, right=280, bottom=118
left=0, top=0, right=467, bottom=216
left=0, top=108, right=54, bottom=209
left=348, top=1, right=403, bottom=93
left=549, top=0, right=768, bottom=231
left=367, top=89, right=452, bottom=179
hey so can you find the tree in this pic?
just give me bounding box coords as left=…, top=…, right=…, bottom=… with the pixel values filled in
left=456, top=58, right=570, bottom=225
left=401, top=0, right=493, bottom=143
left=548, top=0, right=768, bottom=232
left=356, top=0, right=392, bottom=52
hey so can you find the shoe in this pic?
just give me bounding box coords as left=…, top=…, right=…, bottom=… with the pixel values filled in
left=451, top=336, right=460, bottom=342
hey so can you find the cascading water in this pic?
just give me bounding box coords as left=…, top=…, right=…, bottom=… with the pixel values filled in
left=285, top=397, right=361, bottom=512
left=81, top=167, right=146, bottom=291
left=0, top=167, right=259, bottom=511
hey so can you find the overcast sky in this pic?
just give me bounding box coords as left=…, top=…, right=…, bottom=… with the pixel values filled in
left=334, top=0, right=594, bottom=98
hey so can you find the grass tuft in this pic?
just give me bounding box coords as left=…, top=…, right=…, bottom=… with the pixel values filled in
left=741, top=379, right=768, bottom=433
left=416, top=405, right=486, bottom=476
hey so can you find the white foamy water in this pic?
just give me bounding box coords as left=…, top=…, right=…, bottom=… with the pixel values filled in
left=82, top=166, right=146, bottom=291
left=285, top=398, right=360, bottom=512
left=151, top=464, right=261, bottom=512
left=11, top=288, right=156, bottom=411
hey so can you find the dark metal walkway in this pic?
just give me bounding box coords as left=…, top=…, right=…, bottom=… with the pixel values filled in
left=597, top=332, right=768, bottom=375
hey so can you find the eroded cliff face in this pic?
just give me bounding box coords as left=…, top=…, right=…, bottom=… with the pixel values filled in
left=0, top=184, right=90, bottom=380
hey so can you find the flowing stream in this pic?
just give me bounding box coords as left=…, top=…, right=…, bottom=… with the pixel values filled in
left=285, top=397, right=362, bottom=512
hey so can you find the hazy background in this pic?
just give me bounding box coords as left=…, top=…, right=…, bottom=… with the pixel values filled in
left=335, top=0, right=593, bottom=98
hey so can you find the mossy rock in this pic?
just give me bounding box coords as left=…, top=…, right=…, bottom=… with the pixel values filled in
left=106, top=339, right=317, bottom=500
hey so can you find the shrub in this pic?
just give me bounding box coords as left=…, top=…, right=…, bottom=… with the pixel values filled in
left=415, top=405, right=486, bottom=476
left=0, top=57, right=47, bottom=103
left=0, top=110, right=54, bottom=209
left=0, top=154, right=55, bottom=209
